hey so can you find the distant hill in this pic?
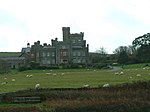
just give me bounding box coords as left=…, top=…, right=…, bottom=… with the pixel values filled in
left=0, top=52, right=21, bottom=57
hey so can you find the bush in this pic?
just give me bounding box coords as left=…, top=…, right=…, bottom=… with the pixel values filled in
left=0, top=59, right=10, bottom=74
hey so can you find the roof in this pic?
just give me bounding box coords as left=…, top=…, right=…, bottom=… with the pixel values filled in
left=0, top=52, right=21, bottom=57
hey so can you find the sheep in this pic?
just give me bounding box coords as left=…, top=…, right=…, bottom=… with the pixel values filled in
left=35, top=84, right=40, bottom=89
left=136, top=74, right=141, bottom=77
left=129, top=76, right=133, bottom=79
left=4, top=77, right=7, bottom=80
left=53, top=73, right=57, bottom=76
left=29, top=75, right=33, bottom=78
left=119, top=71, right=124, bottom=75
left=26, top=75, right=33, bottom=78
left=46, top=73, right=51, bottom=75
left=115, top=72, right=119, bottom=75
left=12, top=79, right=16, bottom=82
left=61, top=73, right=65, bottom=75
left=102, top=83, right=110, bottom=88
left=1, top=82, right=8, bottom=85
left=82, top=84, right=90, bottom=88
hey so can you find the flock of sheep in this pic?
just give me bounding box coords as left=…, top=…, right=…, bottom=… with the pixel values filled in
left=1, top=67, right=150, bottom=90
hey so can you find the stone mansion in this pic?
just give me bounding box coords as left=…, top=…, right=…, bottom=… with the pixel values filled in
left=22, top=27, right=89, bottom=67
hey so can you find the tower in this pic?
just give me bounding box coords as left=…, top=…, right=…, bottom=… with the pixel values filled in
left=62, top=27, right=70, bottom=42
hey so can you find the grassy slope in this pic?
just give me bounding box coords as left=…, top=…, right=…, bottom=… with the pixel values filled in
left=0, top=66, right=150, bottom=92
left=0, top=64, right=150, bottom=112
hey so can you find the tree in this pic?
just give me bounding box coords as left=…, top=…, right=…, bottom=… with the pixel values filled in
left=136, top=45, right=150, bottom=63
left=113, top=46, right=129, bottom=65
left=0, top=59, right=10, bottom=74
left=95, top=47, right=108, bottom=63
left=132, top=33, right=150, bottom=63
left=132, top=33, right=150, bottom=49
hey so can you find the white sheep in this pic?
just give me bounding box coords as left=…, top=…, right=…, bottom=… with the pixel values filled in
left=82, top=84, right=90, bottom=88
left=53, top=73, right=57, bottom=76
left=35, top=84, right=40, bottom=89
left=115, top=72, right=119, bottom=75
left=26, top=75, right=33, bottom=78
left=129, top=76, right=133, bottom=79
left=4, top=77, right=7, bottom=80
left=136, top=74, right=141, bottom=77
left=102, top=83, right=110, bottom=87
left=61, top=73, right=65, bottom=75
left=1, top=82, right=8, bottom=85
left=46, top=73, right=51, bottom=75
left=119, top=71, right=124, bottom=75
left=12, top=79, right=15, bottom=81
left=29, top=75, right=33, bottom=78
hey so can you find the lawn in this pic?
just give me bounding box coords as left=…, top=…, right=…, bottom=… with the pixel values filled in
left=1, top=65, right=150, bottom=112
left=0, top=66, right=150, bottom=92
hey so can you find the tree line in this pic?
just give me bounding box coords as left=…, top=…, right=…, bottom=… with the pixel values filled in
left=91, top=33, right=150, bottom=65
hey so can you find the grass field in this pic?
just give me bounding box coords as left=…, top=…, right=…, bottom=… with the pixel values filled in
left=1, top=64, right=150, bottom=112
left=0, top=65, right=150, bottom=92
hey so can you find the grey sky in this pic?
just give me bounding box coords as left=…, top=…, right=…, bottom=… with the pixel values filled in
left=0, top=0, right=150, bottom=53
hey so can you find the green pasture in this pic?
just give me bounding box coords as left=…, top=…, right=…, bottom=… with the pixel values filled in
left=0, top=67, right=150, bottom=92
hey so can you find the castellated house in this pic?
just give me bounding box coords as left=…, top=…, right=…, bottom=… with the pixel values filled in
left=22, top=27, right=89, bottom=67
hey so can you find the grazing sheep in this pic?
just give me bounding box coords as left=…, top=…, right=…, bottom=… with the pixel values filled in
left=46, top=73, right=51, bottom=75
left=26, top=75, right=33, bottom=78
left=61, top=73, right=65, bottom=75
left=119, top=71, right=124, bottom=75
left=12, top=79, right=16, bottom=82
left=82, top=84, right=90, bottom=88
left=129, top=76, right=133, bottom=79
left=136, top=74, right=141, bottom=77
left=103, top=83, right=110, bottom=88
left=53, top=73, right=57, bottom=76
left=115, top=72, right=119, bottom=75
left=1, top=82, right=8, bottom=85
left=29, top=75, right=33, bottom=78
left=35, top=84, right=40, bottom=89
left=4, top=77, right=7, bottom=80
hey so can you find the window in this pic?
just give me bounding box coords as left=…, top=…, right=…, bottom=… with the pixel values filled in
left=82, top=59, right=85, bottom=63
left=72, top=40, right=75, bottom=43
left=63, top=51, right=67, bottom=56
left=78, top=51, right=81, bottom=56
left=73, top=51, right=76, bottom=56
left=78, top=39, right=81, bottom=43
left=31, top=53, right=34, bottom=57
left=82, top=51, right=85, bottom=56
left=42, top=60, right=46, bottom=64
left=42, top=52, right=45, bottom=57
left=78, top=59, right=81, bottom=63
left=47, top=52, right=50, bottom=57
left=52, top=59, right=55, bottom=64
left=52, top=52, right=55, bottom=57
left=62, top=46, right=66, bottom=49
left=47, top=60, right=50, bottom=64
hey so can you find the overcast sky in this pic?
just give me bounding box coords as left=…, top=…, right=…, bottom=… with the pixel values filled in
left=0, top=0, right=150, bottom=53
